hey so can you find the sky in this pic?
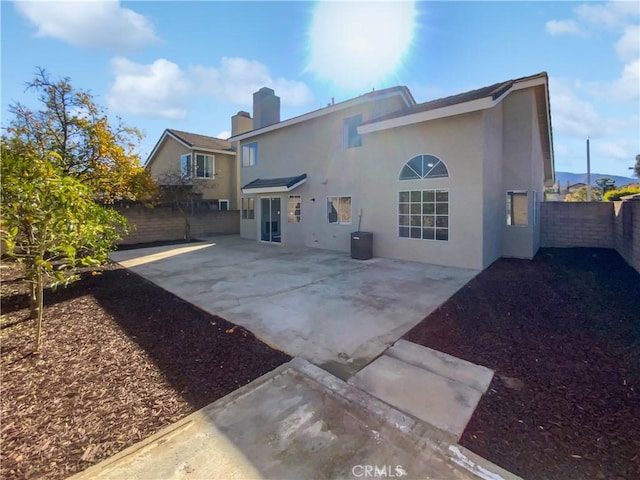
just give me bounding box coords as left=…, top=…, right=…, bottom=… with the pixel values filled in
left=1, top=0, right=639, bottom=178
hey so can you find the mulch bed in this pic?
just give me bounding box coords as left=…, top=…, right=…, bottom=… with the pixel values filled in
left=404, top=247, right=640, bottom=480
left=0, top=262, right=291, bottom=480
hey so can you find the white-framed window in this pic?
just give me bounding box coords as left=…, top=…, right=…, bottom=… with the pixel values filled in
left=343, top=114, right=363, bottom=148
left=180, top=153, right=192, bottom=177
left=327, top=196, right=352, bottom=224
left=242, top=197, right=255, bottom=219
left=399, top=190, right=449, bottom=241
left=194, top=154, right=214, bottom=178
left=219, top=199, right=229, bottom=211
left=242, top=142, right=258, bottom=167
left=181, top=153, right=214, bottom=178
left=288, top=195, right=301, bottom=223
left=533, top=191, right=538, bottom=226
left=399, top=155, right=448, bottom=180
left=506, top=191, right=528, bottom=226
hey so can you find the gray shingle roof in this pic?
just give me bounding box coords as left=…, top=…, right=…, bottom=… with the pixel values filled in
left=242, top=174, right=308, bottom=192
left=167, top=129, right=233, bottom=152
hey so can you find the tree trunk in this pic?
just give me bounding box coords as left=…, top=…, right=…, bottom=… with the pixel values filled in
left=33, top=270, right=44, bottom=354
left=29, top=279, right=37, bottom=320
left=184, top=217, right=191, bottom=242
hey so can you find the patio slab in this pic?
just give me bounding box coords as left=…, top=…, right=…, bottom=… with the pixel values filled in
left=71, top=358, right=519, bottom=480
left=111, top=236, right=479, bottom=379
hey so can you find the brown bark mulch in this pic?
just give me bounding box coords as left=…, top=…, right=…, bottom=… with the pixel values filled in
left=0, top=261, right=291, bottom=480
left=404, top=247, right=640, bottom=480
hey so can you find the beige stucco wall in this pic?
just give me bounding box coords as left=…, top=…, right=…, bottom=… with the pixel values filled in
left=501, top=88, right=543, bottom=259
left=240, top=97, right=486, bottom=270
left=147, top=137, right=238, bottom=208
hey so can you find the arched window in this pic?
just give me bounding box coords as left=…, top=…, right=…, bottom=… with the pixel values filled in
left=399, top=155, right=448, bottom=180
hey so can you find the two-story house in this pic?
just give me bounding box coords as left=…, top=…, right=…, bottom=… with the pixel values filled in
left=229, top=73, right=554, bottom=270
left=145, top=129, right=238, bottom=210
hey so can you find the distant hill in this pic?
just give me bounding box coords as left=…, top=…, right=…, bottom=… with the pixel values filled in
left=555, top=171, right=637, bottom=187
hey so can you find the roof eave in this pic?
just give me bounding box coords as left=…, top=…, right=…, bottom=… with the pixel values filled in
left=358, top=96, right=497, bottom=135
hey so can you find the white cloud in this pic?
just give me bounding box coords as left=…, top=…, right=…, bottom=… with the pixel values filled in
left=190, top=57, right=314, bottom=107
left=615, top=24, right=640, bottom=61
left=14, top=0, right=159, bottom=51
left=575, top=1, right=639, bottom=31
left=107, top=58, right=190, bottom=119
left=545, top=20, right=585, bottom=36
left=216, top=131, right=231, bottom=140
left=107, top=56, right=314, bottom=119
left=610, top=59, right=640, bottom=100
left=549, top=78, right=603, bottom=138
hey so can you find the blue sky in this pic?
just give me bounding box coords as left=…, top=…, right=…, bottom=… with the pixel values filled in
left=2, top=0, right=638, bottom=178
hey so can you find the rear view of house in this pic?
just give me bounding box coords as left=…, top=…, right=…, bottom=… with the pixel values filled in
left=230, top=73, right=554, bottom=270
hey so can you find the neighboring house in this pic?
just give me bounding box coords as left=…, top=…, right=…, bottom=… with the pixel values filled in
left=229, top=73, right=554, bottom=270
left=567, top=182, right=587, bottom=193
left=145, top=129, right=238, bottom=210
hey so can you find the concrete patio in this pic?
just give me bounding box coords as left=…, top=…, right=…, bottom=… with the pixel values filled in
left=111, top=235, right=479, bottom=379
left=100, top=237, right=519, bottom=479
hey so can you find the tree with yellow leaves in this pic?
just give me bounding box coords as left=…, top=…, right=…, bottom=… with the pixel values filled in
left=6, top=68, right=157, bottom=203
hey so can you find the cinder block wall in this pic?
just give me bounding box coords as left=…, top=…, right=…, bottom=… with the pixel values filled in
left=613, top=201, right=640, bottom=273
left=540, top=202, right=614, bottom=248
left=541, top=200, right=640, bottom=273
left=115, top=205, right=239, bottom=244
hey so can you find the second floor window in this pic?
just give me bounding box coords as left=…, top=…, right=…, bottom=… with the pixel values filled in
left=343, top=114, right=363, bottom=148
left=181, top=153, right=214, bottom=178
left=242, top=142, right=258, bottom=167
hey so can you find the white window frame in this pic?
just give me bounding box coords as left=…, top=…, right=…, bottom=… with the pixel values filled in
left=242, top=142, right=258, bottom=167
left=327, top=196, right=352, bottom=225
left=194, top=154, right=215, bottom=179
left=506, top=190, right=528, bottom=226
left=180, top=153, right=192, bottom=177
left=533, top=191, right=538, bottom=226
left=242, top=197, right=255, bottom=219
left=288, top=195, right=301, bottom=223
left=219, top=199, right=229, bottom=211
left=398, top=189, right=449, bottom=241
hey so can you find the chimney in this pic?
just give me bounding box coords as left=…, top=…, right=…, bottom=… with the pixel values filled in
left=253, top=87, right=280, bottom=129
left=231, top=111, right=253, bottom=137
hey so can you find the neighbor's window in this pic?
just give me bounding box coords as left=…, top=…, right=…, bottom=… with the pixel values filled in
left=194, top=154, right=214, bottom=178
left=343, top=114, right=363, bottom=148
left=399, top=155, right=448, bottom=180
left=399, top=190, right=449, bottom=241
left=532, top=191, right=538, bottom=226
left=180, top=153, right=192, bottom=177
left=242, top=142, right=258, bottom=167
left=327, top=196, right=352, bottom=224
left=219, top=199, right=229, bottom=211
left=242, top=197, right=255, bottom=219
left=288, top=195, right=301, bottom=223
left=506, top=191, right=528, bottom=226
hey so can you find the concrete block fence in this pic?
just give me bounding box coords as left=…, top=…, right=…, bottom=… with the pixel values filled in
left=541, top=200, right=639, bottom=273
left=115, top=204, right=239, bottom=245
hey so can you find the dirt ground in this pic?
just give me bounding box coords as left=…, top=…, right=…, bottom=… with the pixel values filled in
left=0, top=262, right=291, bottom=480
left=404, top=247, right=640, bottom=480
left=2, top=246, right=639, bottom=480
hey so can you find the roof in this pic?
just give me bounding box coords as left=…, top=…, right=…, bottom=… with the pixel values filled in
left=145, top=129, right=234, bottom=167
left=361, top=72, right=549, bottom=128
left=242, top=174, right=308, bottom=194
left=228, top=86, right=415, bottom=142
left=167, top=129, right=232, bottom=151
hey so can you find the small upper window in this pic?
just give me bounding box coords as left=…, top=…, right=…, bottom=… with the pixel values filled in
left=242, top=142, right=258, bottom=167
left=343, top=115, right=363, bottom=148
left=399, top=155, right=448, bottom=180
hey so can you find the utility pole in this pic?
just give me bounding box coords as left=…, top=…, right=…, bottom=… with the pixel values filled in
left=586, top=138, right=592, bottom=202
